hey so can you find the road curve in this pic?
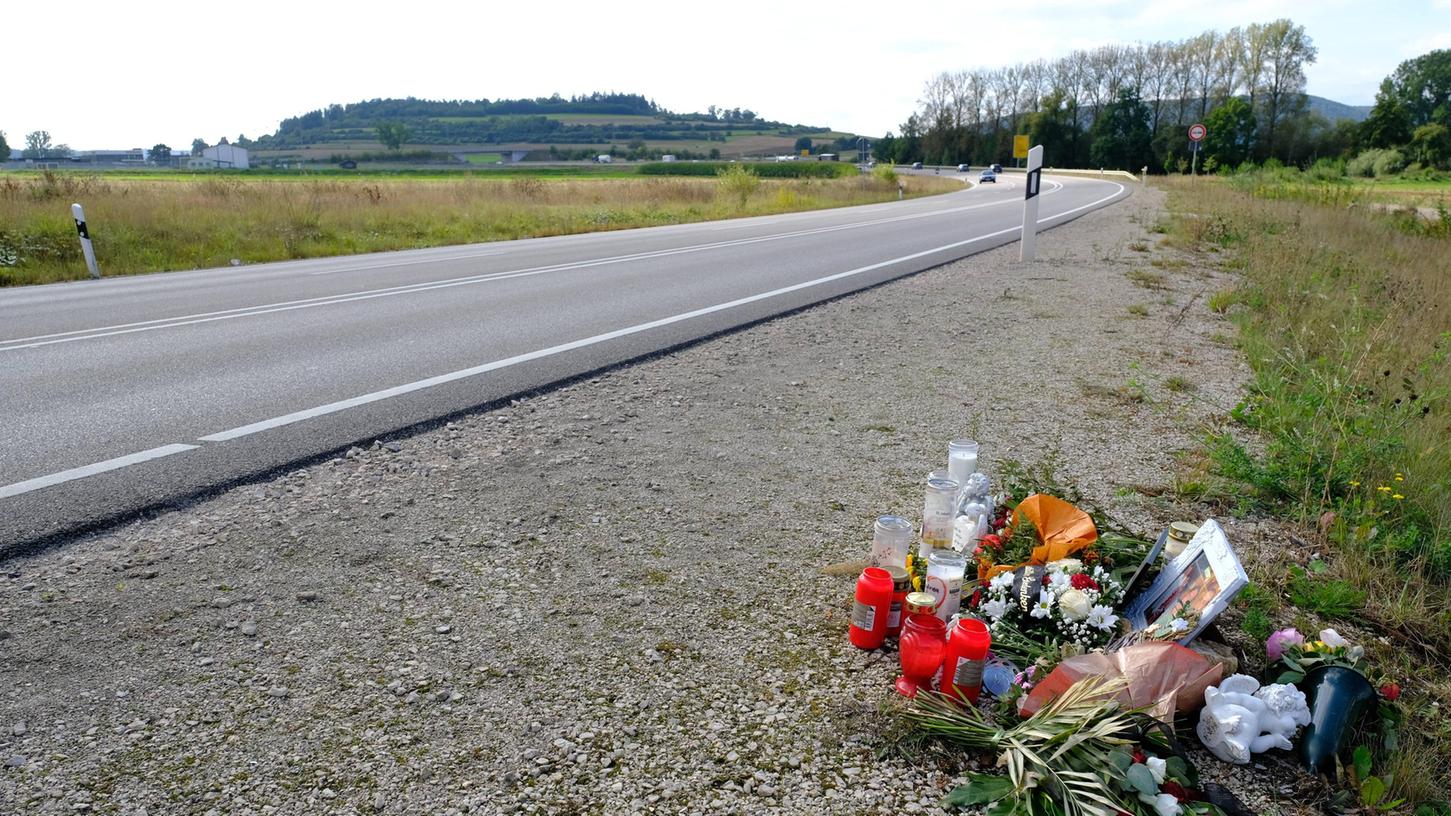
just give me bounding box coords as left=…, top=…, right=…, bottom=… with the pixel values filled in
left=0, top=172, right=1130, bottom=554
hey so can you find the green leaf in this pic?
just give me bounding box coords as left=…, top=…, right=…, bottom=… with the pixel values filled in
left=1276, top=670, right=1305, bottom=684
left=944, top=774, right=1015, bottom=807
left=1310, top=559, right=1329, bottom=573
left=1353, top=745, right=1373, bottom=780
left=1125, top=763, right=1158, bottom=794
left=985, top=798, right=1021, bottom=816
left=1166, top=755, right=1190, bottom=781
left=1360, top=776, right=1387, bottom=807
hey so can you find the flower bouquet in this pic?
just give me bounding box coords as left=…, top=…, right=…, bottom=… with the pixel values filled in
left=977, top=558, right=1128, bottom=666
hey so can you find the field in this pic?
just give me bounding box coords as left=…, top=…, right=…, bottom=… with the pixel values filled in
left=0, top=169, right=957, bottom=286
left=1160, top=173, right=1450, bottom=806
left=461, top=152, right=504, bottom=165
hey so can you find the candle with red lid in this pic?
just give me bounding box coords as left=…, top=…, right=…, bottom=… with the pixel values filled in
left=884, top=566, right=911, bottom=637
left=848, top=567, right=893, bottom=649
left=942, top=617, right=992, bottom=702
left=895, top=592, right=947, bottom=697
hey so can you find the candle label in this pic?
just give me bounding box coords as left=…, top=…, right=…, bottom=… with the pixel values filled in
left=953, top=656, right=986, bottom=688
left=886, top=602, right=902, bottom=629
left=850, top=601, right=877, bottom=631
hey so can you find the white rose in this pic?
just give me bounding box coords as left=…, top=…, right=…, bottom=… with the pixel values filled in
left=1153, top=793, right=1182, bottom=816
left=1057, top=589, right=1091, bottom=621
left=1047, top=558, right=1083, bottom=574
left=1146, top=756, right=1167, bottom=784
left=1319, top=629, right=1351, bottom=648
left=984, top=598, right=1009, bottom=620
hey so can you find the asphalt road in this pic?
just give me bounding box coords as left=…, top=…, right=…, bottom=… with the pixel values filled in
left=0, top=171, right=1129, bottom=554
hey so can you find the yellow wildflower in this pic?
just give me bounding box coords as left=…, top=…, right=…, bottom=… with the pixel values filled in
left=1349, top=480, right=1361, bottom=487
left=1393, top=493, right=1405, bottom=500
left=1377, top=486, right=1392, bottom=493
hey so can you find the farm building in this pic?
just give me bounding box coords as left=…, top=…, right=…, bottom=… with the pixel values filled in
left=189, top=144, right=250, bottom=170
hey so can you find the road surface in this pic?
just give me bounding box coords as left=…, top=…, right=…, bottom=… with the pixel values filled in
left=0, top=172, right=1129, bottom=554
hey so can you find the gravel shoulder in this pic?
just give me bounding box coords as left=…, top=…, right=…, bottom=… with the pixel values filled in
left=1, top=186, right=1313, bottom=815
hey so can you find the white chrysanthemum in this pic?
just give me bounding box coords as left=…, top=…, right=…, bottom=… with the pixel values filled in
left=1169, top=618, right=1190, bottom=633
left=1086, top=605, right=1119, bottom=631
left=989, top=572, right=1015, bottom=591
left=1047, top=572, right=1071, bottom=592
left=1030, top=590, right=1056, bottom=619
left=983, top=598, right=1008, bottom=619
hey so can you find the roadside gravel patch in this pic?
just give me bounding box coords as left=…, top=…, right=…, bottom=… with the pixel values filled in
left=1, top=186, right=1315, bottom=815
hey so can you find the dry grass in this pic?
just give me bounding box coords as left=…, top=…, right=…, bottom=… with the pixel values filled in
left=0, top=172, right=957, bottom=286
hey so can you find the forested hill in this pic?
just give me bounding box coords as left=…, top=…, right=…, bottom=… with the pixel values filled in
left=252, top=92, right=829, bottom=148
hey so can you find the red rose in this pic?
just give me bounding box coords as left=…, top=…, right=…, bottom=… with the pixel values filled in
left=969, top=590, right=982, bottom=608
left=981, top=534, right=1003, bottom=550
left=1380, top=683, right=1401, bottom=701
left=1070, top=573, right=1100, bottom=591
left=1161, top=781, right=1191, bottom=803
left=1131, top=750, right=1146, bottom=764
left=1042, top=574, right=1052, bottom=586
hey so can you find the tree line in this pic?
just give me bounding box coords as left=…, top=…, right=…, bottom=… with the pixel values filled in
left=875, top=19, right=1336, bottom=172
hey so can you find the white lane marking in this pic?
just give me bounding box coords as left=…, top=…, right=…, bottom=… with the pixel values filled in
left=0, top=444, right=199, bottom=500
left=198, top=179, right=1124, bottom=443
left=307, top=247, right=513, bottom=275
left=0, top=182, right=1071, bottom=352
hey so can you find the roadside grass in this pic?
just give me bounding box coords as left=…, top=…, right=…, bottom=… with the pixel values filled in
left=1160, top=174, right=1451, bottom=807
left=0, top=171, right=958, bottom=286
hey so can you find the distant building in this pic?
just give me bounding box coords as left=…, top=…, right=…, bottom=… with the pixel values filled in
left=77, top=148, right=146, bottom=165
left=191, top=144, right=249, bottom=170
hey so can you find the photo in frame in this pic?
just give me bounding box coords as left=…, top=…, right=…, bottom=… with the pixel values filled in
left=1124, top=519, right=1246, bottom=645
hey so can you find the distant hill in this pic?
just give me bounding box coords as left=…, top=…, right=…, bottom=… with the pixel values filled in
left=251, top=92, right=849, bottom=157
left=1306, top=95, right=1372, bottom=123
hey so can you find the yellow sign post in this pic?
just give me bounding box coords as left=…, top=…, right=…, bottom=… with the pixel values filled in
left=1013, top=134, right=1030, bottom=159
left=801, top=149, right=810, bottom=158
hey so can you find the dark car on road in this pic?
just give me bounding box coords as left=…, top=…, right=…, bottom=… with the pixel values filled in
left=957, top=163, right=970, bottom=172
left=991, top=163, right=1003, bottom=173
left=979, top=169, right=996, bottom=183
left=911, top=161, right=923, bottom=170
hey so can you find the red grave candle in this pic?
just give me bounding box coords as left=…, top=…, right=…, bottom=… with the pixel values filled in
left=895, top=593, right=947, bottom=697
left=848, top=567, right=893, bottom=650
left=942, top=617, right=992, bottom=702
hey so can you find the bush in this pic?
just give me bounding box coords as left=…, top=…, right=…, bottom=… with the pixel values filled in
left=715, top=163, right=759, bottom=207
left=1347, top=148, right=1407, bottom=178
left=1305, top=158, right=1346, bottom=182
left=871, top=164, right=899, bottom=185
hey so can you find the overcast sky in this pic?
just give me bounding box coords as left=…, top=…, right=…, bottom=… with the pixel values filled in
left=5, top=0, right=1449, bottom=150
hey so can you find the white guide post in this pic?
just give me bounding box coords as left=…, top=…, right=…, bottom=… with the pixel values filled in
left=72, top=203, right=100, bottom=279
left=1019, top=144, right=1043, bottom=262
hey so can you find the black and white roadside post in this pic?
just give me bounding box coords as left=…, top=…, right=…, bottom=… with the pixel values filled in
left=1188, top=123, right=1207, bottom=177
left=71, top=203, right=100, bottom=279
left=1019, top=144, right=1044, bottom=262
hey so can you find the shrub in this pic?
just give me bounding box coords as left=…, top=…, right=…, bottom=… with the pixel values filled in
left=1347, top=148, right=1407, bottom=178
left=871, top=164, right=898, bottom=185
left=638, top=161, right=852, bottom=178
left=1305, top=158, right=1346, bottom=182
left=715, top=163, right=759, bottom=207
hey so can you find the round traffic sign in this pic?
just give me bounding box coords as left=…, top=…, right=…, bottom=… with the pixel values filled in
left=1188, top=123, right=1207, bottom=142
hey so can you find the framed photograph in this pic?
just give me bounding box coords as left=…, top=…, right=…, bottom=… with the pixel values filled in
left=1124, top=519, right=1246, bottom=645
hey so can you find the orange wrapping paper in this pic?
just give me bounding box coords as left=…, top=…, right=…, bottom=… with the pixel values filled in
left=980, top=494, right=1099, bottom=583
left=1018, top=642, right=1223, bottom=721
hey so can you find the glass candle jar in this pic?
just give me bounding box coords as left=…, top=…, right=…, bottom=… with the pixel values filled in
left=885, top=566, right=912, bottom=637
left=868, top=515, right=914, bottom=570
left=942, top=617, right=993, bottom=702
left=848, top=567, right=894, bottom=650
left=925, top=549, right=967, bottom=622
left=895, top=611, right=947, bottom=697
left=920, top=476, right=959, bottom=552
left=947, top=439, right=980, bottom=485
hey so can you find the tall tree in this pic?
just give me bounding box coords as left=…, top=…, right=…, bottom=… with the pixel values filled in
left=191, top=138, right=207, bottom=154
left=23, top=130, right=51, bottom=159
left=1384, top=49, right=1451, bottom=129
left=1360, top=78, right=1414, bottom=149
left=374, top=121, right=411, bottom=151
left=0, top=130, right=9, bottom=160
left=1025, top=88, right=1082, bottom=166
left=1089, top=87, right=1152, bottom=170
left=1203, top=97, right=1258, bottom=168
left=150, top=144, right=172, bottom=165
left=1258, top=19, right=1317, bottom=159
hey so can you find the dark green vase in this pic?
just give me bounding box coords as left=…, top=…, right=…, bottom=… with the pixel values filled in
left=1298, top=665, right=1376, bottom=776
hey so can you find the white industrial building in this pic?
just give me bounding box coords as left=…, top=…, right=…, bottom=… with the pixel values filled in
left=189, top=144, right=249, bottom=170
